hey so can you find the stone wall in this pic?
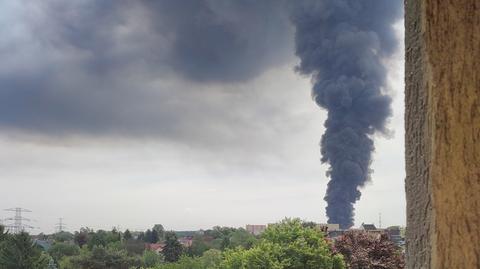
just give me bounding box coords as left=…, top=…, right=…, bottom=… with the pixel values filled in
left=405, top=0, right=479, bottom=268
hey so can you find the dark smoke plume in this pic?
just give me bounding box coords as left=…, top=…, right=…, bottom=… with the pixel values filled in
left=290, top=0, right=402, bottom=228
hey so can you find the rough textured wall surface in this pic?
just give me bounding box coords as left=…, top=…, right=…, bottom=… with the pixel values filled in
left=405, top=1, right=433, bottom=268
left=405, top=0, right=480, bottom=268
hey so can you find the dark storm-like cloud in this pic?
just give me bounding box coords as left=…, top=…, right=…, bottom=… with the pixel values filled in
left=0, top=0, right=292, bottom=139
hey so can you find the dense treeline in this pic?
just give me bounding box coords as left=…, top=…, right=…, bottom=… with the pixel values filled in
left=0, top=219, right=404, bottom=269
left=0, top=222, right=261, bottom=268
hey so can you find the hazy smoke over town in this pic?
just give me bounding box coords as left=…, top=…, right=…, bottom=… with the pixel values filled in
left=290, top=0, right=402, bottom=228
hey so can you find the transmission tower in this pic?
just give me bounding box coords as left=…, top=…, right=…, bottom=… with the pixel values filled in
left=55, top=218, right=67, bottom=233
left=4, top=207, right=34, bottom=234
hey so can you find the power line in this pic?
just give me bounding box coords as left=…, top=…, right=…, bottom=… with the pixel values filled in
left=55, top=218, right=67, bottom=233
left=4, top=207, right=34, bottom=234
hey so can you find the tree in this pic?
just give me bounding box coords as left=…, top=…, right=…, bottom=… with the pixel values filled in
left=143, top=249, right=164, bottom=267
left=220, top=218, right=345, bottom=269
left=48, top=242, right=80, bottom=262
left=0, top=232, right=49, bottom=269
left=58, top=256, right=76, bottom=269
left=144, top=229, right=160, bottom=243
left=153, top=256, right=203, bottom=269
left=150, top=250, right=222, bottom=269
left=70, top=245, right=141, bottom=269
left=200, top=249, right=222, bottom=268
left=53, top=231, right=74, bottom=242
left=153, top=224, right=165, bottom=240
left=47, top=257, right=58, bottom=269
left=137, top=232, right=145, bottom=241
left=228, top=228, right=256, bottom=249
left=145, top=229, right=153, bottom=243
left=0, top=225, right=7, bottom=242
left=106, top=228, right=122, bottom=244
left=220, top=236, right=230, bottom=250
left=87, top=230, right=108, bottom=249
left=210, top=237, right=224, bottom=250
left=302, top=221, right=318, bottom=229
left=151, top=229, right=160, bottom=243
left=123, top=229, right=132, bottom=241
left=123, top=239, right=145, bottom=255
left=163, top=231, right=183, bottom=262
left=206, top=226, right=236, bottom=240
left=37, top=233, right=47, bottom=240
left=187, top=235, right=210, bottom=256
left=222, top=241, right=284, bottom=268
left=334, top=231, right=405, bottom=269
left=74, top=229, right=89, bottom=248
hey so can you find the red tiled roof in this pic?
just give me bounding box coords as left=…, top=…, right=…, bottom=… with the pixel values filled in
left=146, top=243, right=165, bottom=251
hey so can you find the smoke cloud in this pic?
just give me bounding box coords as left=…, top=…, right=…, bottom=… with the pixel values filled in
left=0, top=0, right=292, bottom=138
left=290, top=0, right=402, bottom=228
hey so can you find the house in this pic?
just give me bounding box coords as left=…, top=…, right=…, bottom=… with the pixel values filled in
left=178, top=236, right=193, bottom=248
left=359, top=223, right=385, bottom=239
left=315, top=223, right=344, bottom=239
left=316, top=223, right=341, bottom=232
left=145, top=243, right=165, bottom=254
left=34, top=239, right=52, bottom=251
left=360, top=223, right=377, bottom=231
left=386, top=226, right=405, bottom=246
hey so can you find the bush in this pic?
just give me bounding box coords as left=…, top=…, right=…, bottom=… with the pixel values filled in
left=334, top=231, right=405, bottom=269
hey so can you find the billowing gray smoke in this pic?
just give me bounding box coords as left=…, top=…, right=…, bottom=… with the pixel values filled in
left=290, top=0, right=402, bottom=228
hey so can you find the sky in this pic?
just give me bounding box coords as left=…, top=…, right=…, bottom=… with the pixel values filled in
left=0, top=0, right=405, bottom=234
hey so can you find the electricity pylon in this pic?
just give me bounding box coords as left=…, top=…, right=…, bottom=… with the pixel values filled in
left=4, top=207, right=34, bottom=234
left=55, top=218, right=67, bottom=233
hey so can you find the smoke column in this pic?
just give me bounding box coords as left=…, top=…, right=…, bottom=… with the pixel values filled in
left=290, top=1, right=402, bottom=228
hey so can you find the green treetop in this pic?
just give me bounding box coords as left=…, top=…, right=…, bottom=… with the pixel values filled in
left=220, top=218, right=345, bottom=269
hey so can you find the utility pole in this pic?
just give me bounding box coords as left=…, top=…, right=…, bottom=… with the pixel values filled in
left=379, top=213, right=382, bottom=229
left=55, top=218, right=66, bottom=233
left=4, top=207, right=34, bottom=234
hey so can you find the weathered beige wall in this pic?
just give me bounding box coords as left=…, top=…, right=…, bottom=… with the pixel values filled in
left=405, top=0, right=480, bottom=268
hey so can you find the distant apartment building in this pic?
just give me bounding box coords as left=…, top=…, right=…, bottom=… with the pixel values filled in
left=246, top=224, right=266, bottom=236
